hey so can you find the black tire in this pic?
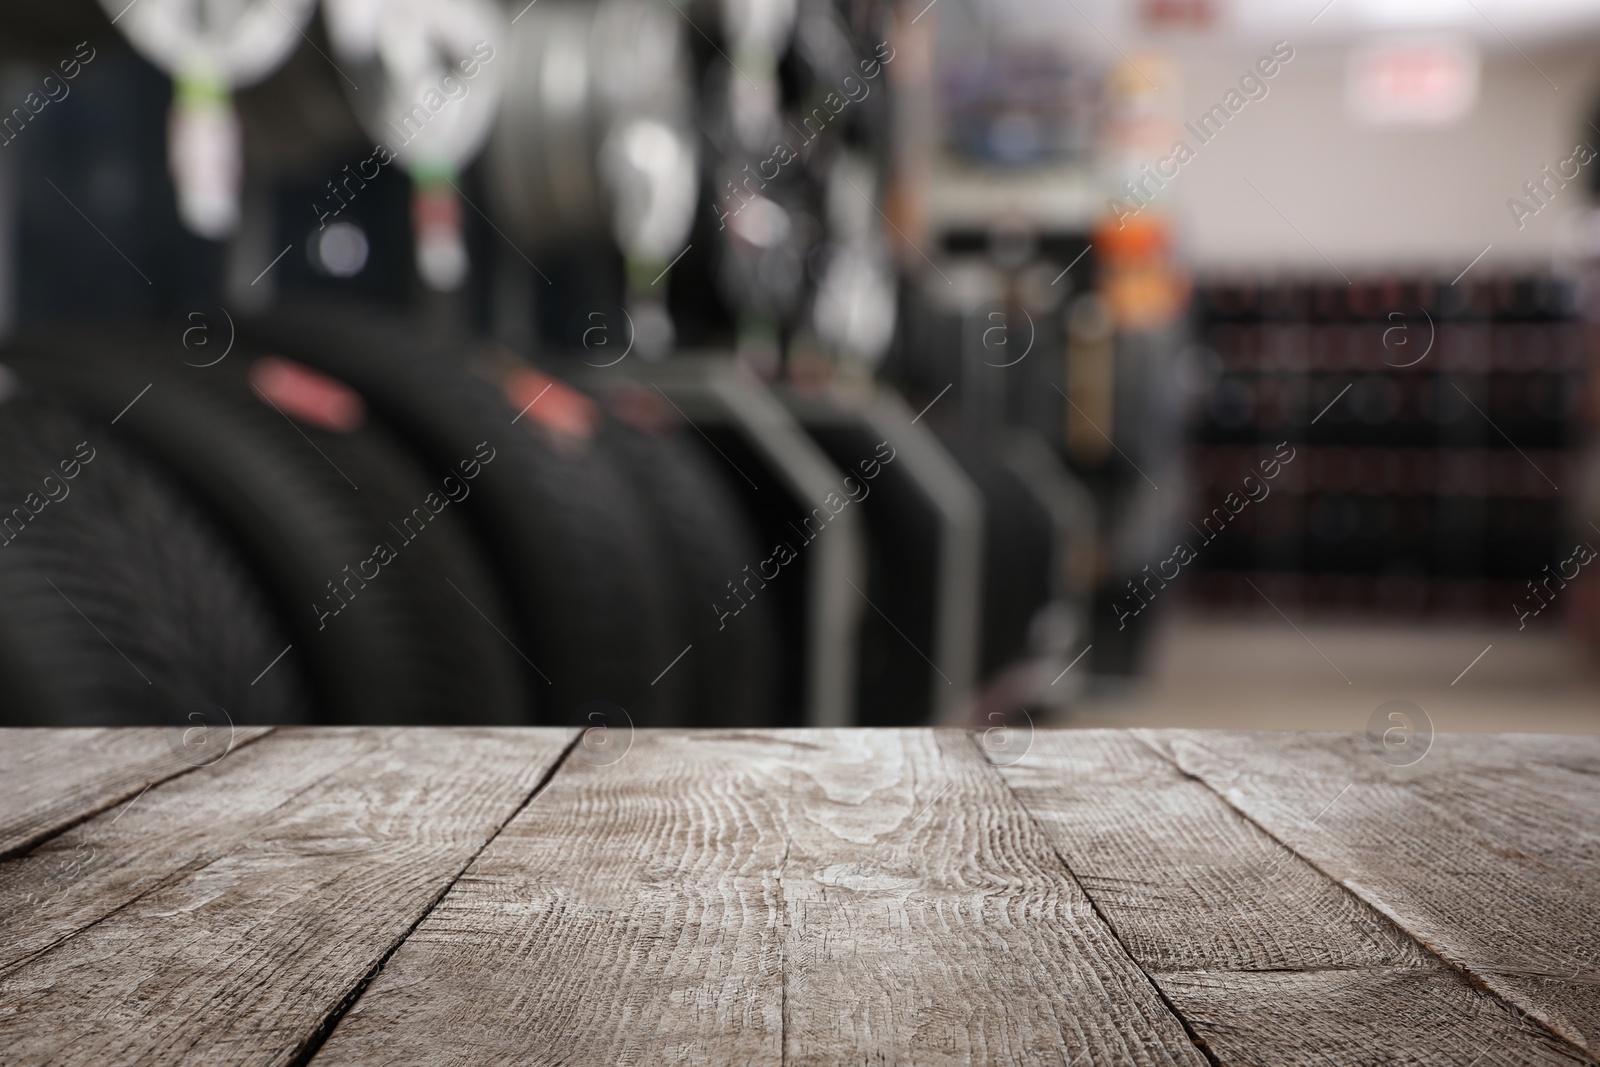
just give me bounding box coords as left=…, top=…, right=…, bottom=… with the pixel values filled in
left=788, top=412, right=940, bottom=726
left=2, top=329, right=526, bottom=724
left=241, top=300, right=682, bottom=725
left=933, top=433, right=1053, bottom=682
left=0, top=382, right=311, bottom=725
left=596, top=388, right=780, bottom=726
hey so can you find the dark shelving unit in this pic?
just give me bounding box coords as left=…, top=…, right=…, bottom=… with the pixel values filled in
left=1184, top=274, right=1584, bottom=620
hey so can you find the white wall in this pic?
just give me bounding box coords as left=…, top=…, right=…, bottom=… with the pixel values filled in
left=1163, top=38, right=1600, bottom=276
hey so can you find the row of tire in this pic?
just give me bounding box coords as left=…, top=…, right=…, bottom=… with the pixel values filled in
left=0, top=303, right=781, bottom=726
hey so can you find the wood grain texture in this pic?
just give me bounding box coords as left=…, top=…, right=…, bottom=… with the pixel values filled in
left=312, top=729, right=1208, bottom=1067
left=1362, top=734, right=1600, bottom=881
left=989, top=730, right=1593, bottom=1066
left=0, top=729, right=383, bottom=977
left=5, top=727, right=1596, bottom=1067
left=0, top=727, right=573, bottom=1067
left=779, top=729, right=1205, bottom=1067
left=309, top=729, right=795, bottom=1067
left=1157, top=970, right=1586, bottom=1067
left=0, top=727, right=270, bottom=859
left=1150, top=730, right=1600, bottom=1056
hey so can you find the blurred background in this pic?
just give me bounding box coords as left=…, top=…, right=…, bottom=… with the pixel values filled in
left=1, top=0, right=1599, bottom=733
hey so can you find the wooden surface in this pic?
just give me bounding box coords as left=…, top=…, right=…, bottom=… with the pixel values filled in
left=0, top=728, right=1595, bottom=1067
left=0, top=726, right=270, bottom=860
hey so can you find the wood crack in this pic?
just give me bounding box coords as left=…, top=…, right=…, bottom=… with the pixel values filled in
left=965, top=730, right=1224, bottom=1066
left=0, top=850, right=227, bottom=980
left=287, top=728, right=585, bottom=1067
left=778, top=835, right=791, bottom=1067
left=1, top=728, right=390, bottom=980
left=1134, top=732, right=1600, bottom=1064
left=0, top=727, right=276, bottom=863
left=6, top=727, right=1592, bottom=1066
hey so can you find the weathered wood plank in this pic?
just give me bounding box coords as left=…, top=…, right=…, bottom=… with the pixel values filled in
left=989, top=730, right=1592, bottom=1066
left=0, top=729, right=385, bottom=977
left=0, top=727, right=574, bottom=1067
left=0, top=727, right=270, bottom=859
left=9, top=726, right=1591, bottom=1066
left=1157, top=970, right=1585, bottom=1067
left=779, top=729, right=1206, bottom=1067
left=309, top=729, right=795, bottom=1067
left=1337, top=733, right=1600, bottom=877
left=312, top=729, right=1208, bottom=1067
left=1151, top=730, right=1600, bottom=1055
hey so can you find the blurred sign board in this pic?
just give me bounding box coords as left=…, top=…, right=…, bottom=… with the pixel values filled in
left=1345, top=36, right=1478, bottom=126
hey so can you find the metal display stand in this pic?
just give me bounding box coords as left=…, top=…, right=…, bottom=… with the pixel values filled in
left=594, top=359, right=868, bottom=728
left=781, top=387, right=984, bottom=725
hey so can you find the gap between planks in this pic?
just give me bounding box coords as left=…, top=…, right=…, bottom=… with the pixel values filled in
left=13, top=728, right=1586, bottom=1066
left=0, top=745, right=389, bottom=982
left=960, top=729, right=1226, bottom=1067
left=1122, top=730, right=1596, bottom=1065
left=0, top=727, right=276, bottom=863
left=288, top=728, right=587, bottom=1067
left=304, top=729, right=1211, bottom=1067
left=0, top=728, right=583, bottom=1067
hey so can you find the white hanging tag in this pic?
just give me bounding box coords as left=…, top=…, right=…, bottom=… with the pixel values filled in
left=324, top=0, right=506, bottom=290
left=101, top=0, right=316, bottom=240
left=169, top=70, right=242, bottom=240
left=412, top=166, right=468, bottom=291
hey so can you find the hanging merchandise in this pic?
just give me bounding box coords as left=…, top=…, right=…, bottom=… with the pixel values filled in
left=599, top=118, right=697, bottom=269
left=600, top=116, right=697, bottom=358
left=722, top=0, right=796, bottom=153
left=102, top=0, right=317, bottom=240
left=812, top=153, right=896, bottom=373
left=592, top=0, right=698, bottom=285
left=712, top=0, right=806, bottom=369
left=323, top=0, right=506, bottom=291
left=594, top=0, right=697, bottom=356
left=487, top=0, right=697, bottom=355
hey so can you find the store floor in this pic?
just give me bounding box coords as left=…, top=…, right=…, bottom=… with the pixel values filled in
left=1061, top=613, right=1600, bottom=734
